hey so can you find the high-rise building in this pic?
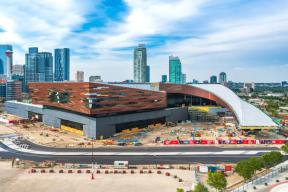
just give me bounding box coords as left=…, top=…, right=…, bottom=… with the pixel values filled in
left=11, top=74, right=25, bottom=93
left=12, top=64, right=24, bottom=75
left=133, top=44, right=147, bottom=83
left=181, top=73, right=186, bottom=84
left=6, top=80, right=22, bottom=101
left=89, top=75, right=102, bottom=82
left=54, top=48, right=70, bottom=81
left=161, top=75, right=167, bottom=83
left=0, top=44, right=13, bottom=78
left=75, top=71, right=84, bottom=82
left=219, top=72, right=227, bottom=85
left=169, top=55, right=182, bottom=84
left=146, top=65, right=150, bottom=82
left=282, top=81, right=288, bottom=88
left=24, top=48, right=53, bottom=92
left=210, top=75, right=217, bottom=84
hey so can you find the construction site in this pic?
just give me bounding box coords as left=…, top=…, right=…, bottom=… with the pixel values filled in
left=1, top=105, right=281, bottom=148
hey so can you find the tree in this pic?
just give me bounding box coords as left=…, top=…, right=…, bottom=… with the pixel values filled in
left=193, top=183, right=209, bottom=192
left=281, top=144, right=288, bottom=153
left=235, top=160, right=255, bottom=180
left=207, top=172, right=227, bottom=191
left=262, top=151, right=283, bottom=168
left=249, top=157, right=264, bottom=173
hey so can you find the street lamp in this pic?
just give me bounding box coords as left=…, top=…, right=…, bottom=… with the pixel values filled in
left=91, top=137, right=95, bottom=179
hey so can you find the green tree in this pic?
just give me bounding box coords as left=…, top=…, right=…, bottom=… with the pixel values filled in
left=207, top=172, right=227, bottom=191
left=235, top=160, right=255, bottom=180
left=281, top=144, right=288, bottom=153
left=249, top=157, right=264, bottom=173
left=193, top=183, right=209, bottom=192
left=262, top=151, right=283, bottom=168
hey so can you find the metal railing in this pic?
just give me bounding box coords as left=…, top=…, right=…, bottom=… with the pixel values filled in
left=232, top=160, right=288, bottom=192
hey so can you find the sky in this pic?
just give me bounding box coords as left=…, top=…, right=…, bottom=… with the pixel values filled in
left=0, top=0, right=287, bottom=83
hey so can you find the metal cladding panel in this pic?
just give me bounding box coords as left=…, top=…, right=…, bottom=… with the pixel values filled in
left=29, top=82, right=166, bottom=115
left=159, top=83, right=277, bottom=127
left=159, top=83, right=230, bottom=109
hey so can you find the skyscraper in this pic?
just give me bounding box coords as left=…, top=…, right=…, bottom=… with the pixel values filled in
left=169, top=55, right=182, bottom=84
left=146, top=65, right=150, bottom=82
left=75, top=71, right=84, bottom=82
left=54, top=48, right=70, bottom=81
left=24, top=48, right=53, bottom=92
left=12, top=64, right=24, bottom=75
left=219, top=72, right=227, bottom=85
left=161, top=75, right=167, bottom=83
left=0, top=44, right=13, bottom=78
left=6, top=80, right=22, bottom=101
left=210, top=75, right=217, bottom=84
left=181, top=73, right=186, bottom=84
left=133, top=44, right=147, bottom=83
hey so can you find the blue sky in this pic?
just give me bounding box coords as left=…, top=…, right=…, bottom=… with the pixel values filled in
left=0, top=0, right=287, bottom=82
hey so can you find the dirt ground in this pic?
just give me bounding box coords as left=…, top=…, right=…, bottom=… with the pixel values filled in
left=0, top=114, right=277, bottom=148
left=0, top=161, right=195, bottom=192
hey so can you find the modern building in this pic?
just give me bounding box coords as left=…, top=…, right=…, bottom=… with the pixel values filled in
left=161, top=75, right=167, bottom=83
left=54, top=48, right=70, bottom=81
left=75, top=71, right=84, bottom=82
left=146, top=65, right=150, bottom=82
left=6, top=80, right=22, bottom=101
left=0, top=80, right=6, bottom=100
left=24, top=48, right=53, bottom=92
left=11, top=74, right=25, bottom=93
left=210, top=75, right=217, bottom=84
left=5, top=82, right=277, bottom=138
left=0, top=44, right=13, bottom=78
left=169, top=56, right=182, bottom=84
left=12, top=64, right=24, bottom=75
left=282, top=81, right=288, bottom=88
left=133, top=44, right=147, bottom=83
left=89, top=75, right=102, bottom=82
left=181, top=73, right=186, bottom=84
left=192, top=79, right=199, bottom=84
left=219, top=72, right=227, bottom=85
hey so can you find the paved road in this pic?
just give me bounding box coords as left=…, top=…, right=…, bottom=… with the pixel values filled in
left=22, top=139, right=280, bottom=152
left=0, top=139, right=286, bottom=165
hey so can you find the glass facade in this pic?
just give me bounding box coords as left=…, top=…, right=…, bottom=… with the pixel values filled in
left=0, top=44, right=13, bottom=76
left=210, top=75, right=217, bottom=84
left=146, top=65, right=150, bottom=82
left=161, top=75, right=167, bottom=83
left=133, top=44, right=147, bottom=83
left=169, top=56, right=182, bottom=84
left=24, top=48, right=53, bottom=92
left=219, top=72, right=227, bottom=84
left=54, top=48, right=70, bottom=81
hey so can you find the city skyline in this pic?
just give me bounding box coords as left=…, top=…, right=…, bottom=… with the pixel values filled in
left=0, top=0, right=287, bottom=82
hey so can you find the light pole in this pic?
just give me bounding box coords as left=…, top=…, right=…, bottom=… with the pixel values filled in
left=91, top=137, right=95, bottom=180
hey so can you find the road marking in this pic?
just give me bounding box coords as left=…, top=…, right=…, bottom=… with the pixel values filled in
left=0, top=141, right=275, bottom=156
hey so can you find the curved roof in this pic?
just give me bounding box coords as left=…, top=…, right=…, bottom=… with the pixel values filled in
left=192, top=84, right=277, bottom=127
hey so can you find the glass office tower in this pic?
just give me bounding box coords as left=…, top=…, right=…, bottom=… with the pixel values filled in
left=24, top=48, right=53, bottom=92
left=210, top=75, right=217, bottom=84
left=133, top=44, right=147, bottom=83
left=146, top=65, right=150, bottom=82
left=169, top=55, right=182, bottom=84
left=219, top=72, right=227, bottom=85
left=54, top=48, right=70, bottom=81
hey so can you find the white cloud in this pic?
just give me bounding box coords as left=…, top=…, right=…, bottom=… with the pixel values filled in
left=0, top=0, right=287, bottom=82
